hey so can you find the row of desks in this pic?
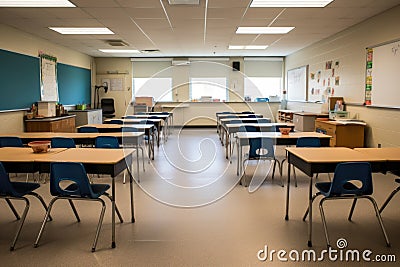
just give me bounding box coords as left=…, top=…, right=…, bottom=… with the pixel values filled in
left=285, top=147, right=400, bottom=247
left=0, top=147, right=135, bottom=249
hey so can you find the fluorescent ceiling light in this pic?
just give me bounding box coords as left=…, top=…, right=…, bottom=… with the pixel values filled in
left=49, top=27, right=114, bottom=35
left=99, top=49, right=140, bottom=53
left=236, top=27, right=294, bottom=34
left=0, top=0, right=75, bottom=7
left=229, top=45, right=268, bottom=50
left=250, top=0, right=334, bottom=8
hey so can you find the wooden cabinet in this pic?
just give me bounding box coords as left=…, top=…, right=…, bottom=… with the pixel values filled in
left=315, top=120, right=365, bottom=148
left=25, top=115, right=76, bottom=132
left=69, top=109, right=102, bottom=126
left=278, top=110, right=296, bottom=123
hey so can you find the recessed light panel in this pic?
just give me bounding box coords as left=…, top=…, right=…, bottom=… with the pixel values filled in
left=49, top=27, right=114, bottom=34
left=250, top=0, right=334, bottom=8
left=236, top=27, right=295, bottom=34
left=0, top=0, right=75, bottom=7
left=229, top=45, right=268, bottom=50
left=99, top=49, right=140, bottom=53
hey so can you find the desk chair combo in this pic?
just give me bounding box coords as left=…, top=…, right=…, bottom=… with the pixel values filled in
left=0, top=162, right=51, bottom=251
left=241, top=137, right=282, bottom=187
left=302, top=162, right=390, bottom=247
left=34, top=162, right=123, bottom=252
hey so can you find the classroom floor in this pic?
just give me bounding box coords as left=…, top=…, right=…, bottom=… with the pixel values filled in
left=1, top=129, right=399, bottom=266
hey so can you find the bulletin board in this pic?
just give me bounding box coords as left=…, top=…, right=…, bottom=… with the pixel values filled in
left=287, top=65, right=308, bottom=101
left=308, top=60, right=341, bottom=103
left=365, top=39, right=400, bottom=108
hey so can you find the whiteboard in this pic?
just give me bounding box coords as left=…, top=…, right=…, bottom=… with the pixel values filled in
left=369, top=39, right=400, bottom=107
left=287, top=65, right=308, bottom=101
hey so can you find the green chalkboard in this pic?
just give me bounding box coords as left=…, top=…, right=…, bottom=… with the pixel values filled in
left=57, top=63, right=91, bottom=106
left=0, top=49, right=40, bottom=111
left=0, top=48, right=91, bottom=111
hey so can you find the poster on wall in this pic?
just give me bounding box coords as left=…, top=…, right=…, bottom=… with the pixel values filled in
left=365, top=48, right=373, bottom=105
left=39, top=52, right=59, bottom=101
left=308, top=59, right=341, bottom=102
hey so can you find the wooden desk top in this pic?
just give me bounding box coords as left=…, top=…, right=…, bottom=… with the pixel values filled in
left=0, top=132, right=144, bottom=139
left=237, top=132, right=331, bottom=139
left=104, top=118, right=162, bottom=123
left=226, top=122, right=295, bottom=128
left=0, top=147, right=67, bottom=162
left=35, top=148, right=135, bottom=164
left=286, top=147, right=386, bottom=163
left=78, top=124, right=153, bottom=129
left=220, top=118, right=269, bottom=122
left=123, top=115, right=169, bottom=119
left=354, top=148, right=400, bottom=161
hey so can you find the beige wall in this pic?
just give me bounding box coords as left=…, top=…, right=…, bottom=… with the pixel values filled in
left=94, top=58, right=133, bottom=118
left=0, top=24, right=93, bottom=133
left=285, top=5, right=400, bottom=147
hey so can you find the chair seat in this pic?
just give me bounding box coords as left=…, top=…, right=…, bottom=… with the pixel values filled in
left=316, top=181, right=365, bottom=197
left=61, top=183, right=110, bottom=199
left=10, top=181, right=40, bottom=197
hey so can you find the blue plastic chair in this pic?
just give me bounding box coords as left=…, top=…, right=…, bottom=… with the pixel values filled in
left=78, top=126, right=99, bottom=133
left=95, top=136, right=120, bottom=148
left=34, top=162, right=123, bottom=252
left=257, top=118, right=272, bottom=123
left=51, top=137, right=76, bottom=148
left=106, top=119, right=123, bottom=124
left=0, top=137, right=23, bottom=147
left=0, top=162, right=51, bottom=251
left=242, top=137, right=282, bottom=187
left=303, top=162, right=390, bottom=247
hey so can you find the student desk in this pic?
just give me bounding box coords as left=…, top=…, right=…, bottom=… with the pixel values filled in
left=78, top=124, right=155, bottom=160
left=105, top=118, right=164, bottom=146
left=223, top=122, right=295, bottom=160
left=216, top=114, right=263, bottom=135
left=235, top=132, right=331, bottom=176
left=35, top=148, right=136, bottom=249
left=285, top=147, right=387, bottom=247
left=129, top=112, right=173, bottom=135
left=0, top=132, right=145, bottom=182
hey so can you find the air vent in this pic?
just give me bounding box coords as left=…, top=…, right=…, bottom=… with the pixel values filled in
left=140, top=49, right=160, bottom=53
left=168, top=0, right=199, bottom=5
left=106, top=40, right=129, bottom=47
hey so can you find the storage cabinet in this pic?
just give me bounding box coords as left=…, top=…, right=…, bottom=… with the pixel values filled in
left=293, top=112, right=329, bottom=132
left=315, top=120, right=365, bottom=148
left=69, top=109, right=102, bottom=126
left=278, top=110, right=296, bottom=123
left=25, top=115, right=76, bottom=132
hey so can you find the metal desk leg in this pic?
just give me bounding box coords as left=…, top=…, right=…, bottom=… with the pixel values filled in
left=308, top=175, right=314, bottom=247
left=285, top=159, right=291, bottom=221
left=111, top=177, right=116, bottom=248
left=136, top=146, right=140, bottom=183
left=129, top=169, right=135, bottom=223
left=225, top=130, right=229, bottom=159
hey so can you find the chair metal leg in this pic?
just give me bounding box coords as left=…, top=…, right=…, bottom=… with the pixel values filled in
left=365, top=196, right=390, bottom=247
left=348, top=198, right=357, bottom=221
left=302, top=193, right=321, bottom=221
left=68, top=199, right=81, bottom=222
left=105, top=193, right=123, bottom=223
left=92, top=199, right=106, bottom=252
left=10, top=197, right=29, bottom=251
left=30, top=192, right=53, bottom=221
left=241, top=159, right=249, bottom=187
left=319, top=198, right=331, bottom=248
left=379, top=186, right=400, bottom=213
left=5, top=198, right=20, bottom=220
left=34, top=197, right=58, bottom=248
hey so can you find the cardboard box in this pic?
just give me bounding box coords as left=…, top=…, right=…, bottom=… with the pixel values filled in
left=37, top=101, right=56, bottom=117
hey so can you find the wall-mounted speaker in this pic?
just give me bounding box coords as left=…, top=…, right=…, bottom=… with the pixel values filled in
left=232, top=61, right=240, bottom=71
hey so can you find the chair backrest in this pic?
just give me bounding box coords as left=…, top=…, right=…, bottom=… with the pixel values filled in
left=0, top=137, right=23, bottom=147
left=107, top=119, right=123, bottom=124
left=248, top=138, right=275, bottom=159
left=247, top=114, right=257, bottom=118
left=328, top=162, right=373, bottom=196
left=95, top=136, right=119, bottom=148
left=122, top=127, right=138, bottom=132
left=225, top=115, right=238, bottom=119
left=257, top=118, right=272, bottom=123
left=230, top=120, right=242, bottom=124
left=100, top=98, right=115, bottom=115
left=0, top=162, right=18, bottom=196
left=241, top=111, right=254, bottom=114
left=238, top=125, right=259, bottom=133
left=50, top=162, right=95, bottom=198
left=125, top=115, right=137, bottom=119
left=296, top=137, right=321, bottom=147
left=78, top=126, right=99, bottom=133
left=51, top=137, right=76, bottom=148
left=139, top=120, right=147, bottom=124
